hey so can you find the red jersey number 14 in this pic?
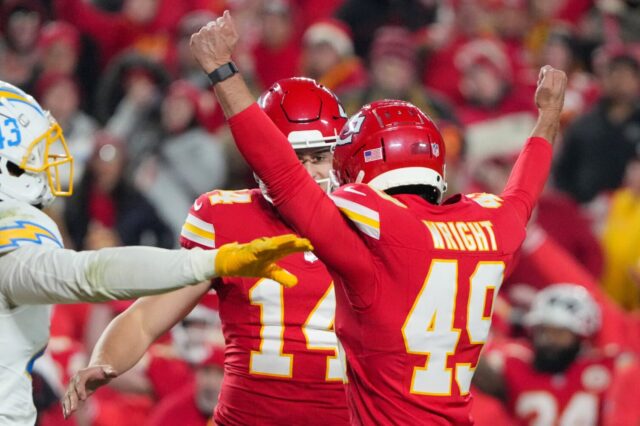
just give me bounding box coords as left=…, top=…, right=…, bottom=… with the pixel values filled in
left=248, top=280, right=343, bottom=381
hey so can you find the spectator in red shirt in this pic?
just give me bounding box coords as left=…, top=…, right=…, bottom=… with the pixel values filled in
left=50, top=304, right=92, bottom=344
left=301, top=18, right=367, bottom=96
left=37, top=21, right=80, bottom=77
left=421, top=0, right=493, bottom=105
left=537, top=28, right=600, bottom=126
left=146, top=348, right=224, bottom=426
left=341, top=26, right=459, bottom=123
left=291, top=0, right=343, bottom=29
left=251, top=0, right=301, bottom=90
left=53, top=0, right=191, bottom=67
left=0, top=0, right=46, bottom=88
left=456, top=40, right=537, bottom=165
left=488, top=0, right=537, bottom=88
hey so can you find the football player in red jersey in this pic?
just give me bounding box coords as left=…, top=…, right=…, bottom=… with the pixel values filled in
left=473, top=284, right=640, bottom=426
left=63, top=78, right=351, bottom=425
left=189, top=12, right=567, bottom=425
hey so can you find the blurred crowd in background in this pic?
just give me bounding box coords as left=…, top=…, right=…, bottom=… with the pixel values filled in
left=2, top=0, right=640, bottom=424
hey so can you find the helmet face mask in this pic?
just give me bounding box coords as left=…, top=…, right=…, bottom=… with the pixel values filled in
left=332, top=100, right=447, bottom=203
left=20, top=117, right=74, bottom=197
left=288, top=131, right=340, bottom=150
left=0, top=82, right=74, bottom=207
left=257, top=77, right=347, bottom=201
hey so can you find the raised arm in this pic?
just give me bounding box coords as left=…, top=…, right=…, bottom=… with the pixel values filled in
left=0, top=235, right=310, bottom=308
left=189, top=12, right=376, bottom=300
left=501, top=66, right=567, bottom=223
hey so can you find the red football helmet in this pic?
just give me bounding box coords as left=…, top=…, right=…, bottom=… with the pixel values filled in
left=258, top=77, right=347, bottom=150
left=332, top=100, right=448, bottom=202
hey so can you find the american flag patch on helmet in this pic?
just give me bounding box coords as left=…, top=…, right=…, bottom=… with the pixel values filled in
left=364, top=148, right=383, bottom=162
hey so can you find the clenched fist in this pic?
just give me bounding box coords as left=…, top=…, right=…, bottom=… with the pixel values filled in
left=190, top=10, right=239, bottom=74
left=534, top=65, right=567, bottom=113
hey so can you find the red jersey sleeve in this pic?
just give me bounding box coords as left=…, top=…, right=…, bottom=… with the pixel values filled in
left=228, top=103, right=376, bottom=306
left=501, top=137, right=553, bottom=225
left=180, top=193, right=217, bottom=250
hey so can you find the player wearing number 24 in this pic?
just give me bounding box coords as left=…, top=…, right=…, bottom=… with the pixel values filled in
left=62, top=78, right=351, bottom=425
left=190, top=11, right=568, bottom=425
left=474, top=284, right=640, bottom=426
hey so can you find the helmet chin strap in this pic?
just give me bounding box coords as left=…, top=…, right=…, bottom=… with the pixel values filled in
left=314, top=177, right=331, bottom=194
left=255, top=174, right=274, bottom=204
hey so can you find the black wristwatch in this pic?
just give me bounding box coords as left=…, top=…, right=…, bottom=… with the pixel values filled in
left=207, top=62, right=239, bottom=85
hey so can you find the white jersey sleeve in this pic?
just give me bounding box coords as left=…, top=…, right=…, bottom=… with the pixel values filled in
left=0, top=199, right=220, bottom=309
left=0, top=245, right=218, bottom=307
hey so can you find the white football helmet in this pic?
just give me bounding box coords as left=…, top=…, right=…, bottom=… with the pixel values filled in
left=171, top=305, right=221, bottom=364
left=0, top=81, right=73, bottom=207
left=524, top=284, right=601, bottom=337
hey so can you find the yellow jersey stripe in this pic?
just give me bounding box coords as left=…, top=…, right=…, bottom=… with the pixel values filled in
left=337, top=206, right=380, bottom=230
left=331, top=195, right=380, bottom=222
left=185, top=213, right=214, bottom=232
left=180, top=227, right=215, bottom=248
left=183, top=222, right=215, bottom=240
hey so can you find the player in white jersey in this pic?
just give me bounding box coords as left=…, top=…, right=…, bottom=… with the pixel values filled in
left=0, top=81, right=311, bottom=425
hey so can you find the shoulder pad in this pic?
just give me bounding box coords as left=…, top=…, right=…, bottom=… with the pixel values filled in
left=180, top=189, right=257, bottom=249
left=465, top=192, right=505, bottom=209
left=331, top=184, right=381, bottom=240
left=0, top=200, right=63, bottom=254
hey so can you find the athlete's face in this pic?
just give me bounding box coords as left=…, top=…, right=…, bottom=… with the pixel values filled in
left=195, top=365, right=224, bottom=416
left=296, top=147, right=333, bottom=191
left=532, top=325, right=581, bottom=374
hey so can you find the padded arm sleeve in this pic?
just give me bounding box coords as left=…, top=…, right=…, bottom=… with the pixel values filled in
left=501, top=137, right=553, bottom=225
left=0, top=246, right=217, bottom=307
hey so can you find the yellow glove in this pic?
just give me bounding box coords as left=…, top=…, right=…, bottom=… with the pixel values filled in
left=215, top=234, right=313, bottom=287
